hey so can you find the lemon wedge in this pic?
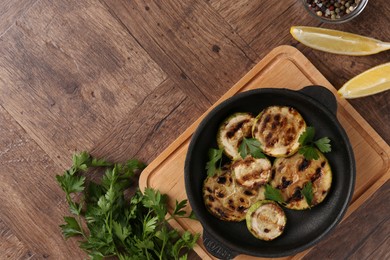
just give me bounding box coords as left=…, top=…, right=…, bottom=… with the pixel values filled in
left=290, top=26, right=390, bottom=56
left=338, top=63, right=390, bottom=98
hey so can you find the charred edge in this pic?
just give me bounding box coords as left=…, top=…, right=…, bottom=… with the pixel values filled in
left=265, top=133, right=276, bottom=147
left=208, top=195, right=215, bottom=202
left=216, top=208, right=228, bottom=218
left=241, top=169, right=260, bottom=182
left=281, top=176, right=292, bottom=189
left=228, top=199, right=235, bottom=210
left=244, top=190, right=253, bottom=196
left=287, top=187, right=303, bottom=203
left=216, top=191, right=225, bottom=198
left=298, top=159, right=311, bottom=171
left=261, top=114, right=272, bottom=132
left=311, top=167, right=322, bottom=182
left=238, top=205, right=246, bottom=212
left=217, top=176, right=227, bottom=184
left=288, top=107, right=297, bottom=114
left=225, top=119, right=250, bottom=138
left=271, top=169, right=276, bottom=179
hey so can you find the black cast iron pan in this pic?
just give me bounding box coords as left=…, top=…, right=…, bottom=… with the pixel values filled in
left=184, top=86, right=355, bottom=259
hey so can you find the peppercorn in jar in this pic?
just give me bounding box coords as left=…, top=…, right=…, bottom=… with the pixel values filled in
left=302, top=0, right=368, bottom=23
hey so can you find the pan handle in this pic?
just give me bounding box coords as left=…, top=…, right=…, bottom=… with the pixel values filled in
left=203, top=229, right=238, bottom=260
left=298, top=85, right=338, bottom=115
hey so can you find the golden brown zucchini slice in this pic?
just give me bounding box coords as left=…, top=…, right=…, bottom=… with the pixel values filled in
left=246, top=200, right=286, bottom=241
left=252, top=106, right=306, bottom=157
left=232, top=156, right=272, bottom=188
left=270, top=150, right=332, bottom=210
left=217, top=113, right=254, bottom=159
left=203, top=168, right=265, bottom=222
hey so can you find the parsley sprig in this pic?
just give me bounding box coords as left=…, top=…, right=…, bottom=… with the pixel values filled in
left=298, top=127, right=331, bottom=160
left=56, top=152, right=199, bottom=260
left=239, top=137, right=266, bottom=159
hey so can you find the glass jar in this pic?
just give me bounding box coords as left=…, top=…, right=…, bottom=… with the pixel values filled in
left=301, top=0, right=368, bottom=24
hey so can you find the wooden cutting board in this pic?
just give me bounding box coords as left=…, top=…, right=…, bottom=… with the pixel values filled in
left=139, top=45, right=390, bottom=260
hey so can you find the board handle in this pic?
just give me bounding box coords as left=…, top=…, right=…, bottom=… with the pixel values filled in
left=299, top=85, right=338, bottom=115
left=203, top=229, right=238, bottom=260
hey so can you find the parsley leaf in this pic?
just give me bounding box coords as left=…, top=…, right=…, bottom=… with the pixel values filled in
left=264, top=184, right=285, bottom=205
left=299, top=146, right=319, bottom=160
left=56, top=174, right=85, bottom=194
left=298, top=127, right=331, bottom=160
left=239, top=137, right=266, bottom=159
left=298, top=126, right=315, bottom=146
left=173, top=199, right=188, bottom=217
left=314, top=137, right=332, bottom=153
left=56, top=152, right=199, bottom=259
left=60, top=216, right=84, bottom=238
left=205, top=148, right=223, bottom=176
left=301, top=182, right=314, bottom=207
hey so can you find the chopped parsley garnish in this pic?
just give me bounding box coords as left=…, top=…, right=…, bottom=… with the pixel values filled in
left=301, top=181, right=314, bottom=207
left=264, top=184, right=285, bottom=205
left=239, top=137, right=266, bottom=159
left=298, top=127, right=331, bottom=160
left=205, top=148, right=223, bottom=176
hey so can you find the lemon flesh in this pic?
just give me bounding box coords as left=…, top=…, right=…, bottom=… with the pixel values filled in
left=290, top=26, right=390, bottom=56
left=338, top=62, right=390, bottom=98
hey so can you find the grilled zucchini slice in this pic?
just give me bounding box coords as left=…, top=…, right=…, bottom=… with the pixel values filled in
left=252, top=106, right=306, bottom=157
left=217, top=113, right=254, bottom=159
left=203, top=167, right=265, bottom=222
left=270, top=150, right=332, bottom=210
left=246, top=200, right=286, bottom=241
left=232, top=156, right=271, bottom=188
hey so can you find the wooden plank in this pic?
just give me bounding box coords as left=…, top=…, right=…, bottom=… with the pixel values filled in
left=92, top=78, right=204, bottom=163
left=0, top=105, right=84, bottom=259
left=0, top=0, right=166, bottom=169
left=208, top=0, right=321, bottom=56
left=0, top=0, right=36, bottom=37
left=103, top=0, right=259, bottom=106
left=0, top=219, right=32, bottom=259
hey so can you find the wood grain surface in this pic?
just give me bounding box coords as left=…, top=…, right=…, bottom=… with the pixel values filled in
left=0, top=0, right=389, bottom=259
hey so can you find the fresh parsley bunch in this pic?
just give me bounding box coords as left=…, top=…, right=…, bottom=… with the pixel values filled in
left=56, top=152, right=199, bottom=260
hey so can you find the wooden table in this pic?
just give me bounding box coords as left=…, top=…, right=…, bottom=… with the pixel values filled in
left=0, top=0, right=389, bottom=259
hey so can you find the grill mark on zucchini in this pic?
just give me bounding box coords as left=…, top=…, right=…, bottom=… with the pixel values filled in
left=253, top=106, right=306, bottom=157
left=286, top=187, right=304, bottom=203
left=261, top=114, right=272, bottom=133
left=311, top=167, right=322, bottom=182
left=217, top=176, right=227, bottom=184
left=216, top=191, right=225, bottom=198
left=246, top=201, right=286, bottom=241
left=225, top=119, right=251, bottom=139
left=280, top=177, right=292, bottom=189
left=271, top=151, right=332, bottom=209
left=298, top=159, right=311, bottom=171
